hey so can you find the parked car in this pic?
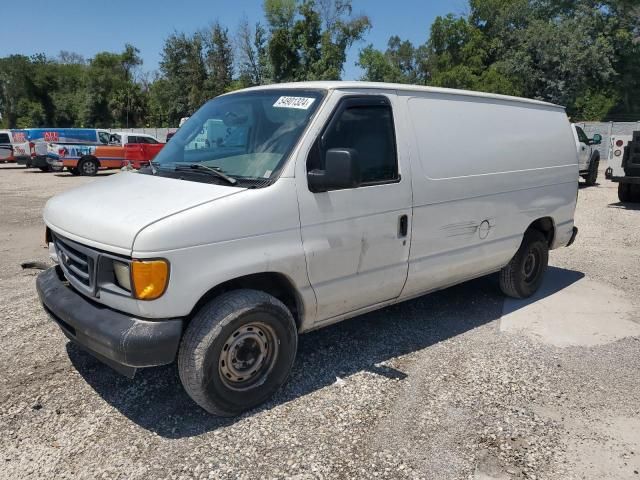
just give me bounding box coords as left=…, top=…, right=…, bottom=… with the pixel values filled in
left=0, top=144, right=13, bottom=162
left=605, top=132, right=640, bottom=202
left=47, top=131, right=163, bottom=175
left=37, top=82, right=579, bottom=416
left=20, top=128, right=111, bottom=171
left=572, top=124, right=601, bottom=186
left=0, top=129, right=30, bottom=163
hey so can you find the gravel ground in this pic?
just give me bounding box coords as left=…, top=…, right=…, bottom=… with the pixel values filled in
left=0, top=163, right=639, bottom=480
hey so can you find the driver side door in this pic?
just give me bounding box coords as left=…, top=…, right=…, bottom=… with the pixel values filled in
left=296, top=94, right=413, bottom=323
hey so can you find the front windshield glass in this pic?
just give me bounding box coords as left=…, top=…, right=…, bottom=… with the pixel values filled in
left=152, top=89, right=325, bottom=185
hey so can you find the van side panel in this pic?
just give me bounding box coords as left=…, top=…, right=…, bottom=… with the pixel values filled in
left=399, top=92, right=577, bottom=299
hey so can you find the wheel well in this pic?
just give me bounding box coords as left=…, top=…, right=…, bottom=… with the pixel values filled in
left=189, top=273, right=303, bottom=328
left=79, top=155, right=99, bottom=166
left=527, top=217, right=555, bottom=247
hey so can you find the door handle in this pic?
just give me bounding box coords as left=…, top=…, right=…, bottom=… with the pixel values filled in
left=398, top=214, right=408, bottom=237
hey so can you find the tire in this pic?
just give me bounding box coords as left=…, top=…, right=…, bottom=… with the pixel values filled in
left=618, top=183, right=632, bottom=203
left=78, top=157, right=98, bottom=176
left=584, top=154, right=599, bottom=186
left=178, top=289, right=298, bottom=416
left=38, top=166, right=50, bottom=172
left=499, top=229, right=549, bottom=299
left=68, top=167, right=80, bottom=176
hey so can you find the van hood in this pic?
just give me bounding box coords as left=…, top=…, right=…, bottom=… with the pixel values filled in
left=44, top=172, right=244, bottom=253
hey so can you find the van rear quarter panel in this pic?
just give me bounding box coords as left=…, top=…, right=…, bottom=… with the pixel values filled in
left=399, top=91, right=577, bottom=298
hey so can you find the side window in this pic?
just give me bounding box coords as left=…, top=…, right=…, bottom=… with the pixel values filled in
left=127, top=136, right=139, bottom=144
left=576, top=126, right=589, bottom=144
left=311, top=100, right=398, bottom=185
left=98, top=131, right=110, bottom=144
left=142, top=136, right=159, bottom=144
left=109, top=134, right=121, bottom=145
left=0, top=133, right=10, bottom=143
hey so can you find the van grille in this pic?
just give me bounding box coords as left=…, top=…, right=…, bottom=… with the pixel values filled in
left=53, top=233, right=98, bottom=297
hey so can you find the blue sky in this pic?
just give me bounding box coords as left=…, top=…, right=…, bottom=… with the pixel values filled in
left=0, top=0, right=468, bottom=79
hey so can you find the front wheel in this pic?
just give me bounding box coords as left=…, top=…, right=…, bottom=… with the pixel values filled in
left=499, top=229, right=549, bottom=299
left=178, top=289, right=298, bottom=416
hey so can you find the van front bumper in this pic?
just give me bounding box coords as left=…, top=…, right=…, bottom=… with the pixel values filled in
left=36, top=266, right=183, bottom=378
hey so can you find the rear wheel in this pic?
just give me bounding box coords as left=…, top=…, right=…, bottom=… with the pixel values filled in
left=499, top=229, right=549, bottom=299
left=178, top=289, right=298, bottom=416
left=67, top=166, right=80, bottom=176
left=78, top=157, right=98, bottom=176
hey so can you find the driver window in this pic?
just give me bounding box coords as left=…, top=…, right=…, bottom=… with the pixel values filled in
left=315, top=104, right=399, bottom=184
left=576, top=127, right=589, bottom=144
left=109, top=134, right=121, bottom=145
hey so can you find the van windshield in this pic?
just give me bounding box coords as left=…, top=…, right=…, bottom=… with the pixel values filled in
left=151, top=89, right=325, bottom=186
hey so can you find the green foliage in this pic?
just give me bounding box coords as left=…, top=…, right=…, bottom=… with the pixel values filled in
left=265, top=0, right=370, bottom=82
left=2, top=0, right=638, bottom=126
left=358, top=0, right=640, bottom=121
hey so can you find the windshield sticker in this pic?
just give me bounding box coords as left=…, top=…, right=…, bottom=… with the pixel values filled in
left=263, top=170, right=273, bottom=178
left=273, top=96, right=316, bottom=110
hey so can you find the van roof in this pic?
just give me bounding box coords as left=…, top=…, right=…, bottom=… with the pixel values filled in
left=235, top=81, right=564, bottom=110
left=112, top=131, right=156, bottom=138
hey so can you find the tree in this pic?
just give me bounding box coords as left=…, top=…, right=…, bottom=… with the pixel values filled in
left=237, top=18, right=270, bottom=86
left=82, top=45, right=143, bottom=127
left=204, top=22, right=234, bottom=97
left=0, top=55, right=34, bottom=127
left=359, top=0, right=638, bottom=120
left=265, top=0, right=370, bottom=81
left=159, top=32, right=208, bottom=124
left=265, top=0, right=300, bottom=81
left=358, top=36, right=427, bottom=84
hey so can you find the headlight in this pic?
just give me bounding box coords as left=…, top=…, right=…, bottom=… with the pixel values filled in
left=131, top=259, right=169, bottom=300
left=113, top=261, right=132, bottom=292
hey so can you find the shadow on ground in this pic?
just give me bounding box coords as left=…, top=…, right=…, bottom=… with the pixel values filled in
left=54, top=171, right=116, bottom=178
left=66, top=266, right=583, bottom=439
left=502, top=267, right=585, bottom=316
left=608, top=201, right=640, bottom=210
left=0, top=165, right=30, bottom=170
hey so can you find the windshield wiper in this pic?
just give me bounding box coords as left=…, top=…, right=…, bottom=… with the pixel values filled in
left=149, top=160, right=159, bottom=175
left=173, top=163, right=238, bottom=185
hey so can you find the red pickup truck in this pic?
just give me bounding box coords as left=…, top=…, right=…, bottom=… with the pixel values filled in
left=48, top=132, right=164, bottom=176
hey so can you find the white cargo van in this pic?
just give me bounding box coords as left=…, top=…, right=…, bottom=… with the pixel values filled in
left=36, top=82, right=579, bottom=416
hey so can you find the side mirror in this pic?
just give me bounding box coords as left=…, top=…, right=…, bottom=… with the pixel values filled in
left=591, top=133, right=602, bottom=145
left=308, top=148, right=361, bottom=193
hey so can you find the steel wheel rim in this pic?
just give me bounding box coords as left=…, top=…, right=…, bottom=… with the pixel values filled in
left=82, top=161, right=96, bottom=174
left=219, top=321, right=278, bottom=391
left=523, top=249, right=540, bottom=283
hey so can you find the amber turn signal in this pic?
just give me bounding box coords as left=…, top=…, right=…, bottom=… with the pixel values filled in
left=131, top=259, right=169, bottom=300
